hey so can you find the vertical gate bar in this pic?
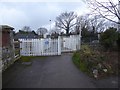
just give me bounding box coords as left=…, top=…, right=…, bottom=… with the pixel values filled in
left=58, top=36, right=61, bottom=55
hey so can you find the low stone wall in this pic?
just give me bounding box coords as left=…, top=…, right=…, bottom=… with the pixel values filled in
left=2, top=47, right=20, bottom=71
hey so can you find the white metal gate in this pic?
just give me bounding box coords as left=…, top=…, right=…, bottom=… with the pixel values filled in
left=19, top=35, right=81, bottom=56
left=61, top=35, right=81, bottom=52
left=19, top=37, right=61, bottom=56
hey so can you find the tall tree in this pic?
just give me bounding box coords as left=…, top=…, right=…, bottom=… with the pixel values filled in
left=21, top=26, right=32, bottom=32
left=55, top=11, right=77, bottom=35
left=76, top=14, right=107, bottom=42
left=76, top=14, right=91, bottom=33
left=37, top=27, right=48, bottom=35
left=76, top=14, right=91, bottom=42
left=87, top=0, right=120, bottom=25
left=89, top=15, right=106, bottom=33
left=50, top=27, right=61, bottom=35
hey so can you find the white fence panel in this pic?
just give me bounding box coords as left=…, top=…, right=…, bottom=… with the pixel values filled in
left=19, top=35, right=81, bottom=56
left=19, top=38, right=61, bottom=56
left=61, top=35, right=81, bottom=52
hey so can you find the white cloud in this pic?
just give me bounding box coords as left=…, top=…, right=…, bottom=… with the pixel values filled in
left=74, top=4, right=90, bottom=16
left=0, top=2, right=88, bottom=32
left=0, top=5, right=30, bottom=30
left=42, top=22, right=55, bottom=31
left=0, top=0, right=85, bottom=2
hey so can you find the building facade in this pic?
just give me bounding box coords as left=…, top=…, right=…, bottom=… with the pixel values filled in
left=1, top=25, right=15, bottom=71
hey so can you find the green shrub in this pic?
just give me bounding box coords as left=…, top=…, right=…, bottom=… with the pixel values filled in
left=116, top=33, right=120, bottom=50
left=72, top=44, right=115, bottom=78
left=100, top=27, right=118, bottom=50
left=79, top=61, right=87, bottom=72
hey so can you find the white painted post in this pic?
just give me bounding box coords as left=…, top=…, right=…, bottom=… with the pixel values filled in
left=58, top=36, right=61, bottom=55
left=38, top=39, right=40, bottom=56
left=42, top=39, right=44, bottom=56
left=34, top=39, right=35, bottom=56
left=19, top=39, right=21, bottom=55
left=22, top=39, right=24, bottom=56
left=21, top=39, right=23, bottom=55
left=79, top=34, right=81, bottom=50
left=37, top=39, right=38, bottom=56
left=31, top=39, right=33, bottom=56
left=33, top=39, right=35, bottom=56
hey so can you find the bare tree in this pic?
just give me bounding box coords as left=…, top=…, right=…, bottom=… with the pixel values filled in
left=76, top=14, right=91, bottom=31
left=87, top=0, right=120, bottom=25
left=77, top=14, right=110, bottom=33
left=37, top=27, right=48, bottom=35
left=22, top=26, right=32, bottom=32
left=89, top=15, right=106, bottom=32
left=49, top=27, right=61, bottom=35
left=55, top=11, right=77, bottom=35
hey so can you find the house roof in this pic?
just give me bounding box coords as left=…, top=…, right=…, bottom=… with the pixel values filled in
left=1, top=25, right=14, bottom=30
left=14, top=31, right=38, bottom=39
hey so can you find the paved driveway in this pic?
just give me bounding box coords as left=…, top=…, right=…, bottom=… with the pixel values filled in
left=2, top=53, right=118, bottom=88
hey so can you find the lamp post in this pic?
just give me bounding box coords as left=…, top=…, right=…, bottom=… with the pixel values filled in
left=49, top=20, right=51, bottom=31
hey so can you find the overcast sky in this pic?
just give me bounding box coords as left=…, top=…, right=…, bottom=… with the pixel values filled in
left=0, top=0, right=90, bottom=32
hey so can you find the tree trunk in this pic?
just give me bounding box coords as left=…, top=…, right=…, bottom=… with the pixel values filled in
left=66, top=28, right=69, bottom=36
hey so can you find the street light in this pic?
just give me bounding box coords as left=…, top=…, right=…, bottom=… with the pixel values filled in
left=49, top=20, right=51, bottom=31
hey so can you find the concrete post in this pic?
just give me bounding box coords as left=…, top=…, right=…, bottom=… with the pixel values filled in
left=58, top=36, right=61, bottom=55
